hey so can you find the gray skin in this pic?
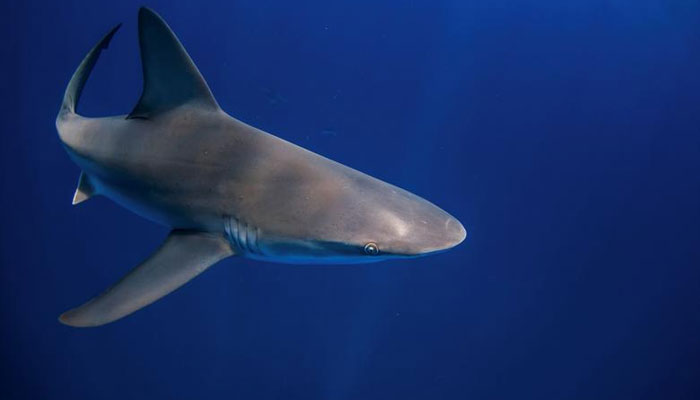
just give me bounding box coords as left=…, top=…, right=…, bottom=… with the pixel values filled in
left=55, top=8, right=466, bottom=326
left=59, top=107, right=465, bottom=263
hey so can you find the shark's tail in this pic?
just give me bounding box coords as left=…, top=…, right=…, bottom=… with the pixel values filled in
left=59, top=24, right=121, bottom=115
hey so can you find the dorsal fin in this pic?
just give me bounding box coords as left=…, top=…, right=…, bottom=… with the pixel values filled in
left=127, top=7, right=219, bottom=119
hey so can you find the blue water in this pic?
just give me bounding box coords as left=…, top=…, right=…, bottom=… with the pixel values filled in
left=2, top=1, right=700, bottom=399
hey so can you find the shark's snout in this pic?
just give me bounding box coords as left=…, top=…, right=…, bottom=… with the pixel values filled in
left=373, top=194, right=466, bottom=258
left=444, top=216, right=467, bottom=250
left=414, top=214, right=466, bottom=256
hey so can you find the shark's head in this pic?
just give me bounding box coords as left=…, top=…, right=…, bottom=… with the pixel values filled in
left=345, top=197, right=466, bottom=262
left=253, top=167, right=467, bottom=264
left=343, top=178, right=467, bottom=261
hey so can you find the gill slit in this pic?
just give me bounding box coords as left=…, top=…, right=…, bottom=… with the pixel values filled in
left=224, top=215, right=261, bottom=255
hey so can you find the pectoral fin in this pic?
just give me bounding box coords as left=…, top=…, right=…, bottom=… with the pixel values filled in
left=59, top=230, right=234, bottom=327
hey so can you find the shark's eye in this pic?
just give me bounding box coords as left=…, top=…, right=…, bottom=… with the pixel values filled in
left=364, top=242, right=379, bottom=256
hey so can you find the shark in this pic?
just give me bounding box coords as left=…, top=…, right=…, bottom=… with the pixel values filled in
left=56, top=7, right=466, bottom=327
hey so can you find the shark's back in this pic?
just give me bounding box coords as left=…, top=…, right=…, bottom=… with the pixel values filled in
left=55, top=6, right=455, bottom=246
left=59, top=98, right=378, bottom=237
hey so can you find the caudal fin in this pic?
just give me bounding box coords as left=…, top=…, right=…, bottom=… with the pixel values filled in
left=60, top=23, right=121, bottom=115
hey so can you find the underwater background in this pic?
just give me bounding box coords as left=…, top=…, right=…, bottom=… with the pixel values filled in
left=1, top=0, right=699, bottom=398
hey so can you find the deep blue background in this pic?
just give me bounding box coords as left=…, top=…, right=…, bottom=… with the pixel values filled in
left=1, top=0, right=699, bottom=399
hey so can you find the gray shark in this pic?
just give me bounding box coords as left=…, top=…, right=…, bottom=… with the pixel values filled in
left=56, top=8, right=466, bottom=327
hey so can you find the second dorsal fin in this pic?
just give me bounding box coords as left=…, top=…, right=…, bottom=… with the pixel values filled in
left=127, top=7, right=219, bottom=119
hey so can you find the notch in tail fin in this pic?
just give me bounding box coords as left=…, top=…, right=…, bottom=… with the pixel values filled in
left=60, top=24, right=121, bottom=115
